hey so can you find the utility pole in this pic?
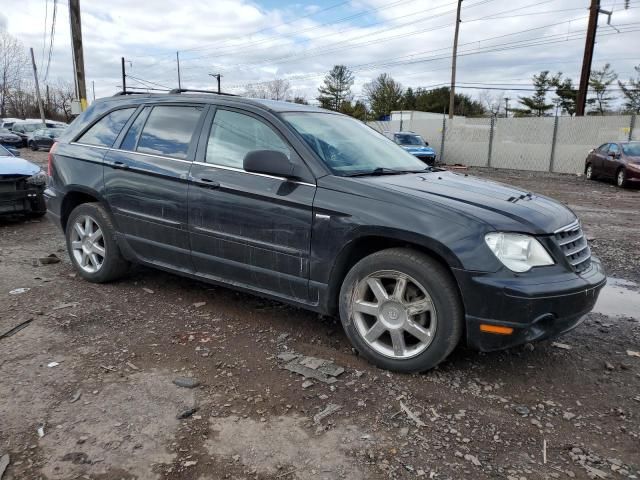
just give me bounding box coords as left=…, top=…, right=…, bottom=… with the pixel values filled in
left=448, top=0, right=463, bottom=119
left=29, top=48, right=47, bottom=126
left=576, top=0, right=600, bottom=116
left=92, top=80, right=95, bottom=101
left=176, top=51, right=182, bottom=89
left=121, top=57, right=126, bottom=93
left=209, top=73, right=221, bottom=93
left=504, top=97, right=510, bottom=118
left=69, top=0, right=87, bottom=111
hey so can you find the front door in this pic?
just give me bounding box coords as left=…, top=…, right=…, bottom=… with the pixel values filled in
left=604, top=143, right=621, bottom=177
left=188, top=107, right=315, bottom=302
left=104, top=104, right=206, bottom=270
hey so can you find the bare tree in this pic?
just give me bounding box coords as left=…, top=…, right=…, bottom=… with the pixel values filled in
left=245, top=79, right=291, bottom=101
left=0, top=31, right=27, bottom=117
left=52, top=80, right=76, bottom=121
left=479, top=90, right=504, bottom=117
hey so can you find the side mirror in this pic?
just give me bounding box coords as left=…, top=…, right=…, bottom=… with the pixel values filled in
left=424, top=141, right=429, bottom=146
left=243, top=150, right=295, bottom=178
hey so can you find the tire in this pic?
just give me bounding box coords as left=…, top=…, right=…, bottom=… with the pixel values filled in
left=616, top=168, right=627, bottom=188
left=585, top=163, right=596, bottom=180
left=339, top=248, right=463, bottom=373
left=30, top=142, right=38, bottom=151
left=65, top=202, right=130, bottom=283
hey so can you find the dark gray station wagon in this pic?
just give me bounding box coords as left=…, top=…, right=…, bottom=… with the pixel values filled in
left=45, top=90, right=606, bottom=372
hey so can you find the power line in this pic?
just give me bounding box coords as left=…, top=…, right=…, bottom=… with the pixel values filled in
left=125, top=74, right=170, bottom=90
left=40, top=0, right=48, bottom=74
left=44, top=0, right=57, bottom=82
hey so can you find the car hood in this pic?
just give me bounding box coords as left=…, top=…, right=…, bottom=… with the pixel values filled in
left=0, top=155, right=41, bottom=176
left=402, top=145, right=435, bottom=155
left=362, top=170, right=576, bottom=234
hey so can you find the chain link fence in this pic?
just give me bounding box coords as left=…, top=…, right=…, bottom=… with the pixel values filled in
left=368, top=114, right=638, bottom=174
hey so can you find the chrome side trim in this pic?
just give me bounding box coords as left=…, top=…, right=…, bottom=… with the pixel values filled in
left=193, top=161, right=316, bottom=187
left=69, top=142, right=316, bottom=187
left=115, top=207, right=182, bottom=226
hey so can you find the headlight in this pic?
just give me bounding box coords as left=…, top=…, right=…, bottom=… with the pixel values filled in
left=484, top=232, right=554, bottom=272
left=26, top=170, right=48, bottom=185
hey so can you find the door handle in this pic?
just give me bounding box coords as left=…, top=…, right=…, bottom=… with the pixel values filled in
left=111, top=161, right=130, bottom=170
left=195, top=177, right=220, bottom=189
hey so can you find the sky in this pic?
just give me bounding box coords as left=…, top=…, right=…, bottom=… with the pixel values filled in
left=1, top=0, right=639, bottom=109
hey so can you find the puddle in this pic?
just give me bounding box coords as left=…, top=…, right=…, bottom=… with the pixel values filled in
left=593, top=277, right=640, bottom=319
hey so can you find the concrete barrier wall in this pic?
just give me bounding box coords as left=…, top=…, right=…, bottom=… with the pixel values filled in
left=368, top=114, right=637, bottom=174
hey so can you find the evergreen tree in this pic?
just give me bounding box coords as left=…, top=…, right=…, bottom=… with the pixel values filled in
left=517, top=71, right=560, bottom=116
left=588, top=63, right=618, bottom=115
left=317, top=65, right=355, bottom=111
left=618, top=64, right=640, bottom=113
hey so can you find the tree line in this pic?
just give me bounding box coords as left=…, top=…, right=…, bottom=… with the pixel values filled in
left=246, top=63, right=640, bottom=120
left=0, top=31, right=75, bottom=122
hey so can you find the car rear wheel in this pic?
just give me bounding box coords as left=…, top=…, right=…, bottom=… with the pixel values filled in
left=66, top=203, right=130, bottom=283
left=585, top=164, right=596, bottom=180
left=616, top=168, right=628, bottom=188
left=339, top=248, right=463, bottom=372
left=29, top=142, right=38, bottom=151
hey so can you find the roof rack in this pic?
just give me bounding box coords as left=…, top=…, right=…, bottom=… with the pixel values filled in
left=168, top=88, right=236, bottom=96
left=112, top=88, right=167, bottom=96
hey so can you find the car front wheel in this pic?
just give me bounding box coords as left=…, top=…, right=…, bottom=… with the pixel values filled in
left=339, top=248, right=463, bottom=373
left=30, top=142, right=38, bottom=151
left=66, top=203, right=130, bottom=283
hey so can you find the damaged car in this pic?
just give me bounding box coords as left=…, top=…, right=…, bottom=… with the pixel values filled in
left=0, top=144, right=47, bottom=217
left=45, top=92, right=606, bottom=373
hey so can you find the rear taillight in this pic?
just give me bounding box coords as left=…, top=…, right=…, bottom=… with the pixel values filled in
left=48, top=142, right=58, bottom=176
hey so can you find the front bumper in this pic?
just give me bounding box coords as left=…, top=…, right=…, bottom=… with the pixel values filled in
left=0, top=188, right=46, bottom=215
left=453, top=257, right=606, bottom=351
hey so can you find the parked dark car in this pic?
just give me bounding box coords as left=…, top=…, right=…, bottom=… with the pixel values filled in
left=27, top=127, right=65, bottom=151
left=585, top=141, right=640, bottom=187
left=45, top=92, right=606, bottom=372
left=0, top=128, right=23, bottom=150
left=10, top=121, right=59, bottom=147
left=0, top=144, right=47, bottom=217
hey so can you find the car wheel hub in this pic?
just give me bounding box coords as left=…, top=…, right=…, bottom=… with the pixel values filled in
left=70, top=215, right=105, bottom=274
left=350, top=270, right=437, bottom=359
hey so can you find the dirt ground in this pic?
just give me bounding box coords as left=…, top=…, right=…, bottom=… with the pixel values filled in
left=1, top=151, right=639, bottom=480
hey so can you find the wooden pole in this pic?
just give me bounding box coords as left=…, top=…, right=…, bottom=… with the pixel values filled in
left=69, top=0, right=87, bottom=111
left=29, top=47, right=47, bottom=126
left=449, top=0, right=463, bottom=119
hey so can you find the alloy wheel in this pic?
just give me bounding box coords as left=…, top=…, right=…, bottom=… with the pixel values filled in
left=617, top=169, right=626, bottom=187
left=350, top=270, right=437, bottom=359
left=586, top=165, right=593, bottom=179
left=70, top=215, right=106, bottom=273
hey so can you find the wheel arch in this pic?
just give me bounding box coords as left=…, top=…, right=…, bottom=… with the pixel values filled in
left=324, top=228, right=463, bottom=316
left=60, top=186, right=114, bottom=232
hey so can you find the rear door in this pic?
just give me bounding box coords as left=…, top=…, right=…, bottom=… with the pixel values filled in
left=187, top=106, right=316, bottom=301
left=104, top=103, right=207, bottom=271
left=591, top=143, right=609, bottom=174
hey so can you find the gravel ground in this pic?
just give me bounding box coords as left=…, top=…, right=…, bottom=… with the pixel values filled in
left=1, top=152, right=639, bottom=480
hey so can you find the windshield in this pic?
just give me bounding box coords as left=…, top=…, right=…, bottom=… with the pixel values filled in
left=282, top=113, right=427, bottom=176
left=394, top=134, right=425, bottom=146
left=622, top=143, right=640, bottom=156
left=19, top=124, right=41, bottom=132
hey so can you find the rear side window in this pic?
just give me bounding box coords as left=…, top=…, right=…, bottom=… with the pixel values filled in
left=205, top=109, right=290, bottom=168
left=597, top=143, right=609, bottom=153
left=608, top=143, right=619, bottom=153
left=136, top=105, right=203, bottom=159
left=77, top=108, right=136, bottom=147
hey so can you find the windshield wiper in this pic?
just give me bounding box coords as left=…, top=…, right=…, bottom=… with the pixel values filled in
left=344, top=167, right=431, bottom=177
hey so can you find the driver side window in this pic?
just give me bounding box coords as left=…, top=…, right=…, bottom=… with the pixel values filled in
left=205, top=109, right=290, bottom=169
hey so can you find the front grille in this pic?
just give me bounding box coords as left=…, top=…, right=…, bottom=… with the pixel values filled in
left=554, top=221, right=591, bottom=273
